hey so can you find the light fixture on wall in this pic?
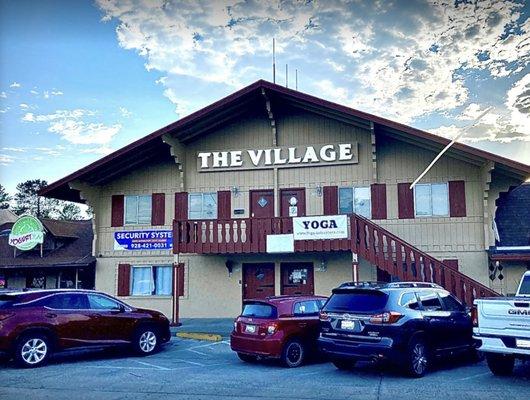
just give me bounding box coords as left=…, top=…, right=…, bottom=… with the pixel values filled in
left=225, top=260, right=234, bottom=277
left=314, top=184, right=323, bottom=197
left=231, top=186, right=241, bottom=197
left=317, top=258, right=327, bottom=272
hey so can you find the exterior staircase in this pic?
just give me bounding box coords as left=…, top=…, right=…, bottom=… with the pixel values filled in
left=351, top=213, right=498, bottom=305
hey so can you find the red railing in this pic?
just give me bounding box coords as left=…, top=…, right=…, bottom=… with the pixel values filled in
left=173, top=214, right=498, bottom=303
left=351, top=213, right=498, bottom=304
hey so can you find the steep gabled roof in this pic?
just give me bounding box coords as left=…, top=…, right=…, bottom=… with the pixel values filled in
left=40, top=79, right=530, bottom=203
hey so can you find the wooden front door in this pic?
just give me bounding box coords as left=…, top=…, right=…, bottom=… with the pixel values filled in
left=280, top=188, right=306, bottom=217
left=242, top=263, right=275, bottom=300
left=250, top=190, right=274, bottom=218
left=280, top=262, right=314, bottom=296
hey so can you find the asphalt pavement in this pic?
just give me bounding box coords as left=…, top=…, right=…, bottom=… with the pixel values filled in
left=1, top=336, right=529, bottom=400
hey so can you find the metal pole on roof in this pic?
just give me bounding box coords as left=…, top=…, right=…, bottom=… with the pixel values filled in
left=295, top=69, right=298, bottom=90
left=272, top=38, right=276, bottom=84
left=285, top=64, right=288, bottom=88
left=410, top=107, right=493, bottom=190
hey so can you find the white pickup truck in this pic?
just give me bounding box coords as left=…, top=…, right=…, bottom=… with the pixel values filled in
left=473, top=271, right=530, bottom=376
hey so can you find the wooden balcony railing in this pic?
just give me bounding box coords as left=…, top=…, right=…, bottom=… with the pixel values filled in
left=173, top=214, right=498, bottom=304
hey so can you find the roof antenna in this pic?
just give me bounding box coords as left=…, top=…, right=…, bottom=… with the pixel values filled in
left=285, top=64, right=288, bottom=88
left=272, top=38, right=276, bottom=84
left=295, top=69, right=298, bottom=90
left=410, top=106, right=493, bottom=190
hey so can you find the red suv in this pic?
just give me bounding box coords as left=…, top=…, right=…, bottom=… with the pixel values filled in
left=230, top=295, right=326, bottom=367
left=0, top=289, right=171, bottom=368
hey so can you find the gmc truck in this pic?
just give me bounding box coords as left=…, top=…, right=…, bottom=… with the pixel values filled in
left=473, top=271, right=530, bottom=376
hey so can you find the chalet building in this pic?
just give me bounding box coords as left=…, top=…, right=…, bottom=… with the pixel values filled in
left=0, top=212, right=95, bottom=290
left=41, top=80, right=530, bottom=321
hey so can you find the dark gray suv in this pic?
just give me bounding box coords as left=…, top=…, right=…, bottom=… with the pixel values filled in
left=318, top=282, right=476, bottom=377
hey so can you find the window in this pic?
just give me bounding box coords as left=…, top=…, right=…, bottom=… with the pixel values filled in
left=294, top=300, right=320, bottom=316
left=189, top=192, right=217, bottom=220
left=131, top=266, right=172, bottom=296
left=414, top=183, right=449, bottom=217
left=418, top=291, right=443, bottom=311
left=324, top=290, right=388, bottom=313
left=45, top=294, right=89, bottom=310
left=400, top=292, right=420, bottom=310
left=338, top=187, right=371, bottom=218
left=241, top=303, right=277, bottom=318
left=439, top=292, right=464, bottom=312
left=125, top=195, right=152, bottom=225
left=88, top=294, right=122, bottom=310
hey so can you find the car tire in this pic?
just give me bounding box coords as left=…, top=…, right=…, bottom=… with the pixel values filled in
left=133, top=326, right=160, bottom=356
left=406, top=337, right=429, bottom=378
left=281, top=339, right=305, bottom=368
left=14, top=333, right=52, bottom=368
left=332, top=359, right=356, bottom=370
left=237, top=353, right=258, bottom=363
left=486, top=353, right=515, bottom=376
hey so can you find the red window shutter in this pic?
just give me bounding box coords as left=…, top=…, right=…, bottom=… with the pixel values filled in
left=117, top=263, right=131, bottom=296
left=371, top=184, right=387, bottom=219
left=174, top=192, right=188, bottom=220
left=217, top=190, right=231, bottom=219
left=111, top=195, right=124, bottom=227
left=449, top=180, right=466, bottom=217
left=151, top=193, right=166, bottom=226
left=173, top=263, right=185, bottom=297
left=397, top=183, right=414, bottom=219
left=323, top=186, right=338, bottom=215
left=443, top=259, right=459, bottom=271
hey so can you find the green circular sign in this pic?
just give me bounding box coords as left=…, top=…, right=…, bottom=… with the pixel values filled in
left=8, top=215, right=45, bottom=251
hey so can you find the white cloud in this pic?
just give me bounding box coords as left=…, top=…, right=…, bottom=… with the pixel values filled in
left=0, top=154, right=15, bottom=166
left=80, top=146, right=115, bottom=155
left=50, top=90, right=63, bottom=96
left=2, top=147, right=26, bottom=152
left=21, top=109, right=121, bottom=145
left=19, top=103, right=29, bottom=109
left=163, top=87, right=192, bottom=117
left=9, top=82, right=21, bottom=88
left=119, top=107, right=132, bottom=117
left=30, top=90, right=39, bottom=95
left=1, top=91, right=7, bottom=98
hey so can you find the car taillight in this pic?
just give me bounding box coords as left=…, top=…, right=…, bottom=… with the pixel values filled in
left=471, top=306, right=478, bottom=327
left=369, top=311, right=403, bottom=324
left=319, top=311, right=330, bottom=322
left=233, top=320, right=238, bottom=331
left=266, top=323, right=278, bottom=335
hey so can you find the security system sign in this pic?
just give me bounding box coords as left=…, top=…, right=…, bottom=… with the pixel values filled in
left=8, top=215, right=45, bottom=251
left=293, top=215, right=348, bottom=240
left=114, top=230, right=172, bottom=251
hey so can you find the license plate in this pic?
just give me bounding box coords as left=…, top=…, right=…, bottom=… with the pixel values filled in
left=516, top=339, right=530, bottom=348
left=245, top=324, right=256, bottom=333
left=341, top=320, right=356, bottom=330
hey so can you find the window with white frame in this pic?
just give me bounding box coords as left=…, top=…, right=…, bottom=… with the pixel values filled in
left=125, top=195, right=152, bottom=225
left=131, top=265, right=172, bottom=296
left=188, top=192, right=217, bottom=219
left=338, top=187, right=371, bottom=218
left=414, top=183, right=449, bottom=217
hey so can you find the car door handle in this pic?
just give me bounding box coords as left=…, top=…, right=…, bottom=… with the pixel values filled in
left=298, top=323, right=307, bottom=328
left=45, top=313, right=57, bottom=318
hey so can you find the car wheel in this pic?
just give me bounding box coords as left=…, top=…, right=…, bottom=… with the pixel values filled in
left=14, top=333, right=51, bottom=368
left=406, top=338, right=429, bottom=378
left=134, top=326, right=159, bottom=356
left=332, top=359, right=356, bottom=370
left=281, top=339, right=305, bottom=368
left=486, top=353, right=515, bottom=376
left=237, top=353, right=258, bottom=363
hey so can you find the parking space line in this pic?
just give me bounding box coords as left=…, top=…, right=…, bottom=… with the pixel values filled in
left=187, top=340, right=230, bottom=350
left=134, top=360, right=171, bottom=371
left=173, top=358, right=205, bottom=366
left=458, top=372, right=490, bottom=381
left=187, top=348, right=209, bottom=356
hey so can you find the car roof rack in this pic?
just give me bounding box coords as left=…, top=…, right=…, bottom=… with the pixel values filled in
left=384, top=282, right=443, bottom=289
left=338, top=281, right=386, bottom=289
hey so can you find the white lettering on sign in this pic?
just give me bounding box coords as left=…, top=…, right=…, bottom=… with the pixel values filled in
left=197, top=143, right=358, bottom=172
left=293, top=215, right=348, bottom=240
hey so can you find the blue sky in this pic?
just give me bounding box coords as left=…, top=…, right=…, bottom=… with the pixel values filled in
left=1, top=0, right=529, bottom=195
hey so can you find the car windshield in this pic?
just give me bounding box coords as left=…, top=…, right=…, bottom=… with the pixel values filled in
left=241, top=303, right=277, bottom=319
left=518, top=274, right=530, bottom=296
left=324, top=290, right=388, bottom=313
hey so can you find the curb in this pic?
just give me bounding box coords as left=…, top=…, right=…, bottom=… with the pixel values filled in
left=176, top=332, right=223, bottom=342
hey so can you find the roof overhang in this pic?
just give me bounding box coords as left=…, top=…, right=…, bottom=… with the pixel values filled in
left=40, top=80, right=530, bottom=203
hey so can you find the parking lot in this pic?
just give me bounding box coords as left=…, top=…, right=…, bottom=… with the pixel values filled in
left=1, top=336, right=529, bottom=400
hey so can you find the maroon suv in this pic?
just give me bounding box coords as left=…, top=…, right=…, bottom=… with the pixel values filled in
left=0, top=289, right=171, bottom=367
left=230, top=295, right=326, bottom=367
